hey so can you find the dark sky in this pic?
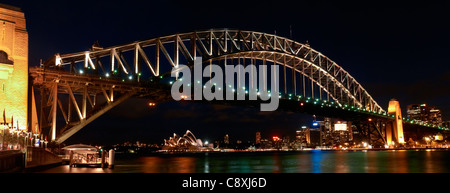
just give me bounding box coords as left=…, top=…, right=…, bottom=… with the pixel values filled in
left=4, top=0, right=450, bottom=145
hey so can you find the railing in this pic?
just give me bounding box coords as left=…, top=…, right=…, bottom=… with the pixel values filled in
left=1, top=123, right=47, bottom=151
left=71, top=154, right=102, bottom=165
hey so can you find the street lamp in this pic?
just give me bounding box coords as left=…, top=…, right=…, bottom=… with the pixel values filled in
left=424, top=137, right=431, bottom=147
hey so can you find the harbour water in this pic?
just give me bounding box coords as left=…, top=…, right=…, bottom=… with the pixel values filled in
left=37, top=150, right=450, bottom=173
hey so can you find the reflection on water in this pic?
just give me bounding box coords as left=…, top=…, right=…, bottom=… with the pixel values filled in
left=38, top=150, right=450, bottom=173
left=141, top=157, right=196, bottom=173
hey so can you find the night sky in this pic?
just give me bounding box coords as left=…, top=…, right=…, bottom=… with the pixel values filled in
left=3, top=0, right=450, bottom=145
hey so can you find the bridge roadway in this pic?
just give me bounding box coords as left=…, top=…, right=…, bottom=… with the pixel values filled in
left=29, top=67, right=171, bottom=100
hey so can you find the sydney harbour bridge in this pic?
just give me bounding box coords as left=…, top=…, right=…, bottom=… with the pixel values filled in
left=25, top=29, right=447, bottom=146
left=0, top=4, right=447, bottom=151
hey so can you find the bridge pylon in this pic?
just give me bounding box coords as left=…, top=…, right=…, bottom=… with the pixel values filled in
left=386, top=99, right=405, bottom=146
left=0, top=5, right=28, bottom=131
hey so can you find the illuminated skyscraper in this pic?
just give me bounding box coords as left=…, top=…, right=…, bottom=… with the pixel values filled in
left=407, top=104, right=443, bottom=126
left=255, top=132, right=261, bottom=144
left=406, top=104, right=423, bottom=120
left=429, top=108, right=443, bottom=126
left=224, top=134, right=229, bottom=144
left=296, top=126, right=310, bottom=146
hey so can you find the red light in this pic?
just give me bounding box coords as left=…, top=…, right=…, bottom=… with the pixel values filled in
left=368, top=118, right=372, bottom=122
left=272, top=136, right=280, bottom=141
left=300, top=102, right=304, bottom=106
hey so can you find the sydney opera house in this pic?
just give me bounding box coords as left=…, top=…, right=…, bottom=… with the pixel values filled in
left=162, top=130, right=204, bottom=151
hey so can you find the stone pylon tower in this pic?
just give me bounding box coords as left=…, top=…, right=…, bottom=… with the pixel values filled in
left=386, top=99, right=405, bottom=146
left=0, top=4, right=28, bottom=130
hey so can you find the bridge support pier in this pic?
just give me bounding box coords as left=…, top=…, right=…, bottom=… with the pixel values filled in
left=386, top=121, right=392, bottom=146
left=387, top=99, right=405, bottom=146
left=0, top=5, right=29, bottom=131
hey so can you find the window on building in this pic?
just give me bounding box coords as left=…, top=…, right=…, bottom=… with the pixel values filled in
left=0, top=51, right=13, bottom=65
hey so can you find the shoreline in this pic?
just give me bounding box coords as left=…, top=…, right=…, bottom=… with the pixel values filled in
left=111, top=147, right=450, bottom=157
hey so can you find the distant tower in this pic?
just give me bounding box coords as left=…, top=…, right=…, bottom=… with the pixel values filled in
left=387, top=99, right=405, bottom=145
left=0, top=4, right=28, bottom=131
left=256, top=132, right=261, bottom=144
left=224, top=134, right=229, bottom=144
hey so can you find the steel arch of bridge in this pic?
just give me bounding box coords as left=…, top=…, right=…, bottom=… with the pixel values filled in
left=37, top=29, right=387, bottom=143
left=46, top=29, right=385, bottom=114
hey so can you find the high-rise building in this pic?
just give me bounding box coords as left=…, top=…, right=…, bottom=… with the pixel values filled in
left=255, top=132, right=261, bottom=144
left=224, top=134, right=229, bottom=144
left=429, top=107, right=443, bottom=126
left=260, top=139, right=272, bottom=149
left=443, top=121, right=450, bottom=129
left=406, top=104, right=423, bottom=121
left=309, top=129, right=321, bottom=147
left=296, top=126, right=310, bottom=146
left=281, top=136, right=290, bottom=149
left=407, top=104, right=443, bottom=126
